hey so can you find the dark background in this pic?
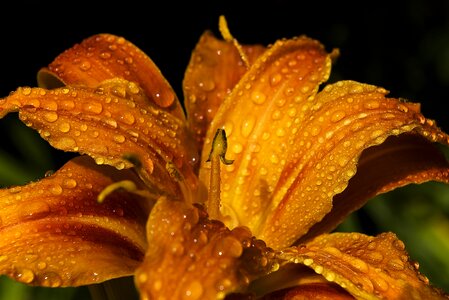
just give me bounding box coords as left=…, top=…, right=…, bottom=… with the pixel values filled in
left=1, top=0, right=449, bottom=297
left=1, top=0, right=449, bottom=133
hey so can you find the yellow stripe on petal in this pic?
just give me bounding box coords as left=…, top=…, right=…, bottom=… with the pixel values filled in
left=278, top=232, right=447, bottom=299
left=0, top=156, right=149, bottom=287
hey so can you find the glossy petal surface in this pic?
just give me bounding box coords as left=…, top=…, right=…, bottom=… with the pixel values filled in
left=183, top=31, right=265, bottom=149
left=278, top=232, right=447, bottom=299
left=200, top=35, right=331, bottom=234
left=201, top=46, right=449, bottom=249
left=37, top=34, right=185, bottom=119
left=135, top=197, right=274, bottom=299
left=0, top=156, right=149, bottom=287
left=0, top=80, right=199, bottom=201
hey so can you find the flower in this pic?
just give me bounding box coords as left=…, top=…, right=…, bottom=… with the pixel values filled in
left=1, top=17, right=449, bottom=299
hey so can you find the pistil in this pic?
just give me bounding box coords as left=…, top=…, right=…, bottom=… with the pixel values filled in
left=206, top=129, right=233, bottom=220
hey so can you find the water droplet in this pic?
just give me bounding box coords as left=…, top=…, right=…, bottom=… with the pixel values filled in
left=21, top=87, right=32, bottom=95
left=80, top=124, right=88, bottom=131
left=19, top=201, right=50, bottom=221
left=79, top=61, right=91, bottom=71
left=41, top=272, right=62, bottom=287
left=214, top=236, right=243, bottom=258
left=232, top=143, right=243, bottom=154
left=275, top=128, right=286, bottom=137
left=303, top=258, right=314, bottom=266
left=182, top=280, right=203, bottom=300
left=37, top=261, right=47, bottom=270
left=331, top=110, right=346, bottom=122
left=241, top=116, right=256, bottom=137
left=310, top=125, right=321, bottom=136
left=125, top=57, right=133, bottom=64
left=251, top=91, right=267, bottom=105
left=387, top=258, right=405, bottom=271
left=270, top=73, right=282, bottom=86
left=349, top=258, right=369, bottom=273
left=370, top=276, right=389, bottom=292
left=83, top=102, right=103, bottom=114
left=364, top=100, right=380, bottom=109
left=171, top=242, right=185, bottom=256
left=62, top=178, right=77, bottom=189
left=271, top=110, right=282, bottom=120
left=119, top=112, right=135, bottom=125
left=113, top=134, right=126, bottom=143
left=58, top=122, right=71, bottom=133
left=100, top=51, right=111, bottom=59
left=43, top=112, right=58, bottom=123
left=393, top=239, right=405, bottom=251
left=54, top=137, right=77, bottom=150
left=105, top=118, right=118, bottom=128
left=197, top=78, right=216, bottom=92
left=50, top=184, right=63, bottom=195
left=16, top=268, right=35, bottom=284
left=324, top=271, right=336, bottom=282
left=366, top=251, right=384, bottom=264
left=270, top=154, right=279, bottom=164
left=397, top=103, right=409, bottom=113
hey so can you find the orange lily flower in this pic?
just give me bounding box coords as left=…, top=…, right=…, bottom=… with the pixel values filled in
left=1, top=17, right=449, bottom=299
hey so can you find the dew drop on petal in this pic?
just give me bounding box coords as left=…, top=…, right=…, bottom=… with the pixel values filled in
left=113, top=134, right=126, bottom=143
left=58, top=122, right=71, bottom=133
left=41, top=272, right=62, bottom=287
left=330, top=110, right=346, bottom=122
left=182, top=280, right=203, bottom=300
left=50, top=184, right=63, bottom=195
left=62, top=178, right=77, bottom=189
left=79, top=61, right=91, bottom=71
left=16, top=268, right=35, bottom=284
left=43, top=112, right=59, bottom=123
left=241, top=116, right=256, bottom=137
left=251, top=91, right=267, bottom=104
left=83, top=102, right=103, bottom=114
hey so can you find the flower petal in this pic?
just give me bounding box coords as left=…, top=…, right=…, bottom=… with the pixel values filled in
left=256, top=81, right=449, bottom=248
left=0, top=156, right=149, bottom=286
left=135, top=197, right=275, bottom=299
left=278, top=232, right=447, bottom=299
left=300, top=133, right=449, bottom=243
left=0, top=80, right=199, bottom=201
left=37, top=33, right=185, bottom=119
left=183, top=31, right=265, bottom=149
left=199, top=36, right=332, bottom=241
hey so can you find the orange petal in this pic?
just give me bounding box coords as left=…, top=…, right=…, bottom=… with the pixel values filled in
left=300, top=134, right=449, bottom=243
left=0, top=80, right=199, bottom=202
left=278, top=232, right=447, bottom=299
left=199, top=35, right=332, bottom=241
left=256, top=81, right=449, bottom=249
left=0, top=156, right=149, bottom=287
left=37, top=33, right=185, bottom=119
left=135, top=197, right=275, bottom=299
left=183, top=31, right=265, bottom=149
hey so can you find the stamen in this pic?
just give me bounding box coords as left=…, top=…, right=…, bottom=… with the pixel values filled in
left=207, top=129, right=233, bottom=220
left=219, top=15, right=250, bottom=69
left=97, top=180, right=156, bottom=203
